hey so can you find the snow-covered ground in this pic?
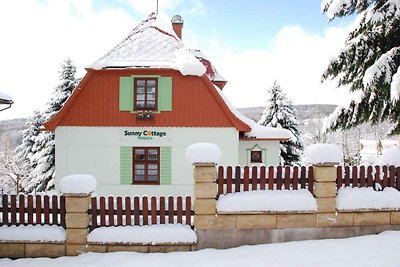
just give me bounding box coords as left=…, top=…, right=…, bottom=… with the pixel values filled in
left=1, top=231, right=400, bottom=266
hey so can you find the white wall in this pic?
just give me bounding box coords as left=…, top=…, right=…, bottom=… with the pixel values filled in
left=238, top=140, right=281, bottom=166
left=55, top=126, right=239, bottom=197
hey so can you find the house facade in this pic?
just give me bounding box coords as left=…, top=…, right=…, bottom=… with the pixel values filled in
left=45, top=13, right=290, bottom=196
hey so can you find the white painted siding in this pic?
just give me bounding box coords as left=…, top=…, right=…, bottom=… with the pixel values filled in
left=238, top=140, right=281, bottom=166
left=55, top=127, right=239, bottom=196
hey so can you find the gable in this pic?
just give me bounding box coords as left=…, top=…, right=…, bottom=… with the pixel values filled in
left=45, top=69, right=250, bottom=131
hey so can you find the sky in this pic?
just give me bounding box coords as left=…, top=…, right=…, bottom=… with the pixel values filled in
left=0, top=0, right=356, bottom=120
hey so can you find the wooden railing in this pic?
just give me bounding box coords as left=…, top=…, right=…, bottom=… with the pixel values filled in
left=0, top=195, right=66, bottom=227
left=217, top=166, right=314, bottom=196
left=89, top=196, right=194, bottom=231
left=337, top=165, right=400, bottom=190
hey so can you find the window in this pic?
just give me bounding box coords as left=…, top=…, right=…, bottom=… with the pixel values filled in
left=132, top=147, right=160, bottom=184
left=134, top=78, right=158, bottom=110
left=250, top=151, right=262, bottom=163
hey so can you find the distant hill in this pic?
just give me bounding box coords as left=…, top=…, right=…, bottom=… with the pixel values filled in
left=0, top=118, right=26, bottom=151
left=238, top=104, right=337, bottom=122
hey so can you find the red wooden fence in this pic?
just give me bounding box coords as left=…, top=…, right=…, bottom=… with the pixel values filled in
left=0, top=195, right=66, bottom=227
left=89, top=196, right=194, bottom=231
left=217, top=166, right=314, bottom=196
left=337, top=165, right=400, bottom=190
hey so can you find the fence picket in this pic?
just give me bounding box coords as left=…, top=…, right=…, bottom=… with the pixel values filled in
left=27, top=195, right=33, bottom=225
left=300, top=166, right=306, bottom=189
left=352, top=166, right=358, bottom=187
left=293, top=166, right=299, bottom=190
left=260, top=166, right=266, bottom=190
left=268, top=166, right=274, bottom=190
left=168, top=196, right=174, bottom=224
left=389, top=166, right=396, bottom=188
left=44, top=195, right=50, bottom=225
left=91, top=197, right=97, bottom=230
left=344, top=166, right=350, bottom=187
left=51, top=195, right=58, bottom=225
left=134, top=196, right=140, bottom=225
left=108, top=196, right=114, bottom=226
left=375, top=166, right=382, bottom=189
left=116, top=197, right=123, bottom=226
left=60, top=196, right=66, bottom=228
left=35, top=196, right=41, bottom=225
left=186, top=196, right=191, bottom=226
left=284, top=166, right=291, bottom=190
left=397, top=167, right=400, bottom=190
left=10, top=195, right=16, bottom=225
left=382, top=166, right=388, bottom=188
left=142, top=197, right=149, bottom=225
left=100, top=197, right=106, bottom=226
left=308, top=166, right=314, bottom=194
left=19, top=195, right=25, bottom=225
left=277, top=166, right=283, bottom=190
left=367, top=166, right=374, bottom=186
left=337, top=166, right=343, bottom=189
left=160, top=196, right=166, bottom=224
left=151, top=197, right=157, bottom=225
left=177, top=196, right=183, bottom=224
left=218, top=166, right=224, bottom=195
left=243, top=166, right=249, bottom=192
left=251, top=166, right=258, bottom=191
left=125, top=197, right=132, bottom=226
left=226, top=166, right=232, bottom=194
left=2, top=195, right=8, bottom=225
left=359, top=166, right=366, bottom=187
left=235, top=166, right=241, bottom=193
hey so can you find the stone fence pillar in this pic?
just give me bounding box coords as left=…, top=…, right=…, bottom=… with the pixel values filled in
left=64, top=193, right=91, bottom=256
left=193, top=163, right=218, bottom=229
left=313, top=164, right=343, bottom=227
left=59, top=174, right=97, bottom=256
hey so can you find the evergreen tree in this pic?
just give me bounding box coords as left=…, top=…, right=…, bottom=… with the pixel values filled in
left=14, top=110, right=45, bottom=190
left=258, top=81, right=304, bottom=165
left=28, top=59, right=78, bottom=192
left=321, top=0, right=400, bottom=134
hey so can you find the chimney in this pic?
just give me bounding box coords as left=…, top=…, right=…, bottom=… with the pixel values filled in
left=171, top=15, right=183, bottom=40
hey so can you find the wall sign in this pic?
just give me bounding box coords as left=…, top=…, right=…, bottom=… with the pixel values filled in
left=124, top=130, right=167, bottom=140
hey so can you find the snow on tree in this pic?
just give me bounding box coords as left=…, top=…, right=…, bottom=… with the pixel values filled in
left=321, top=0, right=400, bottom=135
left=258, top=81, right=304, bottom=165
left=13, top=110, right=45, bottom=190
left=27, top=59, right=78, bottom=193
left=0, top=136, right=25, bottom=194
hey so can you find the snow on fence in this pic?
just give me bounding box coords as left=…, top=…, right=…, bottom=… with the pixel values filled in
left=0, top=195, right=66, bottom=227
left=217, top=166, right=314, bottom=196
left=89, top=196, right=194, bottom=231
left=337, top=165, right=400, bottom=190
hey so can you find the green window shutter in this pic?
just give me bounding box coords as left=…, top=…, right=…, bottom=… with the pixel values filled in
left=120, top=147, right=132, bottom=185
left=160, top=147, right=172, bottom=185
left=158, top=77, right=173, bottom=111
left=119, top=77, right=133, bottom=111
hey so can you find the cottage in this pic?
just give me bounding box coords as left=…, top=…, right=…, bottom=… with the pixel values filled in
left=45, top=13, right=290, bottom=196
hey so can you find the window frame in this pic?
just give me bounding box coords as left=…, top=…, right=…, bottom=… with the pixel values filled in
left=134, top=78, right=158, bottom=111
left=132, top=147, right=160, bottom=185
left=250, top=150, right=262, bottom=163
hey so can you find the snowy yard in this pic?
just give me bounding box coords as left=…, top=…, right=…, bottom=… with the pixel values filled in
left=1, top=231, right=400, bottom=267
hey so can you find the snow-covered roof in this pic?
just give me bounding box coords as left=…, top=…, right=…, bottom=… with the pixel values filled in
left=88, top=13, right=205, bottom=77
left=212, top=84, right=290, bottom=140
left=0, top=91, right=12, bottom=104
left=190, top=49, right=226, bottom=82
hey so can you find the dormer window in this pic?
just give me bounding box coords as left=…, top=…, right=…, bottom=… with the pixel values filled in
left=134, top=78, right=158, bottom=110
